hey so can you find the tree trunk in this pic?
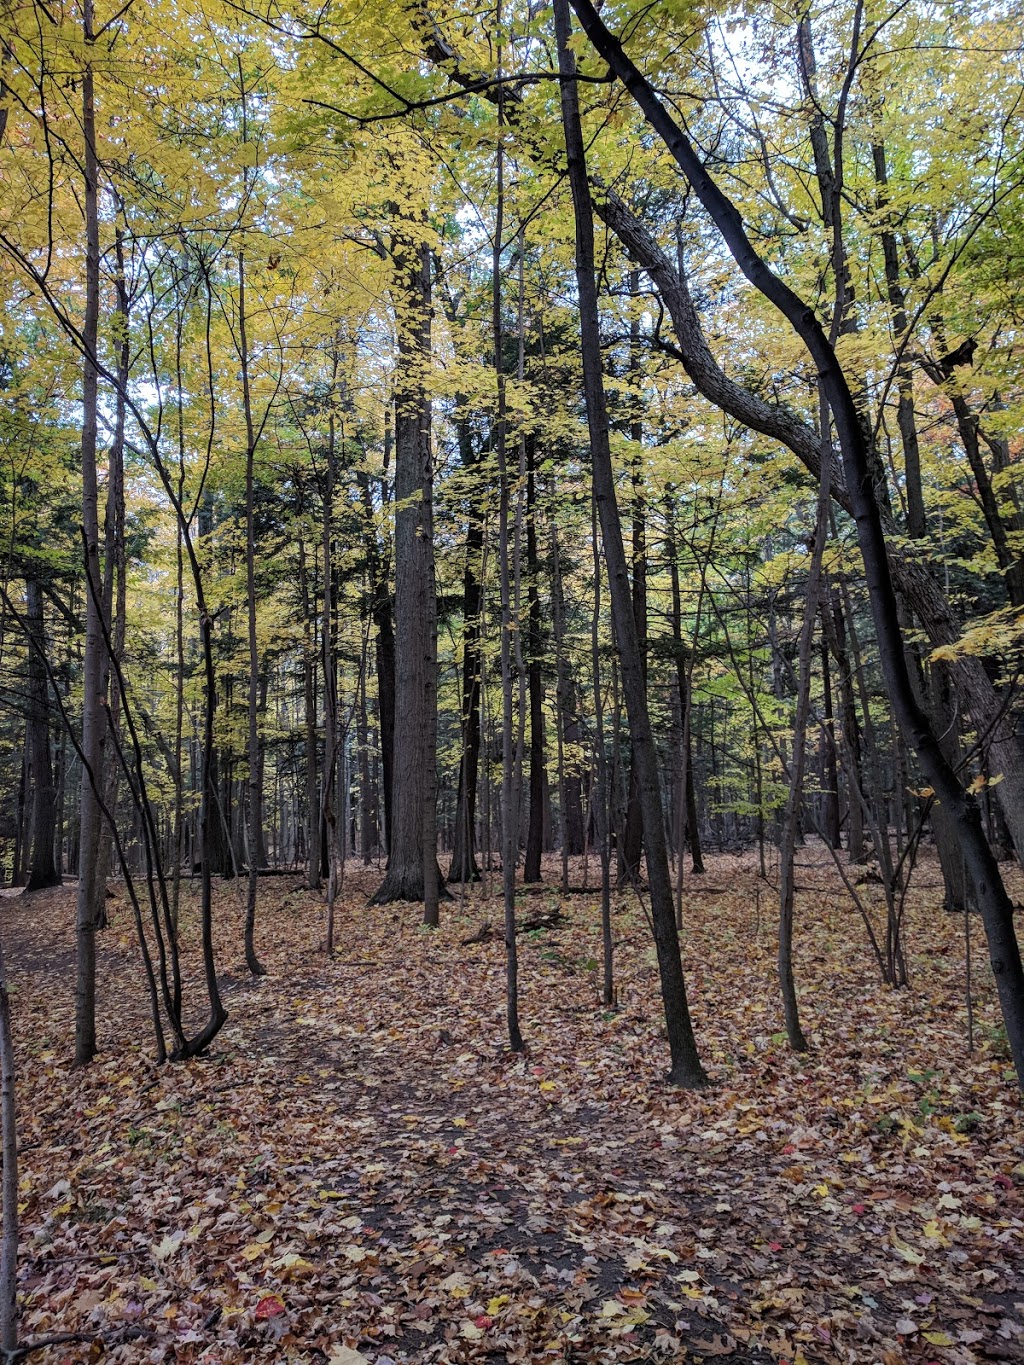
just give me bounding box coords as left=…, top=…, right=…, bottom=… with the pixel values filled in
left=619, top=275, right=646, bottom=887
left=524, top=435, right=545, bottom=884
left=778, top=388, right=831, bottom=1052
left=371, top=236, right=444, bottom=907
left=75, top=2, right=104, bottom=1066
left=818, top=626, right=842, bottom=849
left=556, top=0, right=706, bottom=1086
left=358, top=467, right=397, bottom=853
left=299, top=537, right=321, bottom=890
left=238, top=223, right=266, bottom=977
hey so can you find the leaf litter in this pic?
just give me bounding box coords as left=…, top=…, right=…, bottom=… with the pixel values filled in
left=5, top=847, right=1023, bottom=1363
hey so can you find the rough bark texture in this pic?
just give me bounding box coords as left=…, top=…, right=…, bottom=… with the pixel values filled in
left=371, top=238, right=444, bottom=906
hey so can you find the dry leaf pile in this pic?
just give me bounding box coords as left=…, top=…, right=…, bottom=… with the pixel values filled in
left=5, top=848, right=1023, bottom=1363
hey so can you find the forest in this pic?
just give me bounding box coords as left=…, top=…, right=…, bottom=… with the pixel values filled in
left=0, top=0, right=1023, bottom=1358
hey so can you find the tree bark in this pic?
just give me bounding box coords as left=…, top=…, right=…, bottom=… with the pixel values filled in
left=371, top=237, right=444, bottom=907
left=74, top=1, right=104, bottom=1066
left=238, top=219, right=266, bottom=977
left=556, top=0, right=707, bottom=1086
left=524, top=435, right=545, bottom=884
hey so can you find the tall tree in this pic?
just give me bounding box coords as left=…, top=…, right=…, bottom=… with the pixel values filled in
left=555, top=0, right=707, bottom=1088
left=371, top=233, right=444, bottom=911
left=568, top=0, right=1024, bottom=1088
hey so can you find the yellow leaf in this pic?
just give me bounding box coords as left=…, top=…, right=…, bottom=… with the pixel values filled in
left=890, top=1233, right=925, bottom=1265
left=539, top=1080, right=556, bottom=1092
left=923, top=1330, right=956, bottom=1347
left=276, top=1253, right=315, bottom=1274
left=487, top=1295, right=510, bottom=1314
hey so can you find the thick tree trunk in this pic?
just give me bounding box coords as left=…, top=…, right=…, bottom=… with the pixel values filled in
left=556, top=0, right=706, bottom=1086
left=371, top=237, right=444, bottom=907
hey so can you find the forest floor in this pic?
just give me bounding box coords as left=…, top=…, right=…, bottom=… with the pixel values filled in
left=4, top=845, right=1024, bottom=1365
